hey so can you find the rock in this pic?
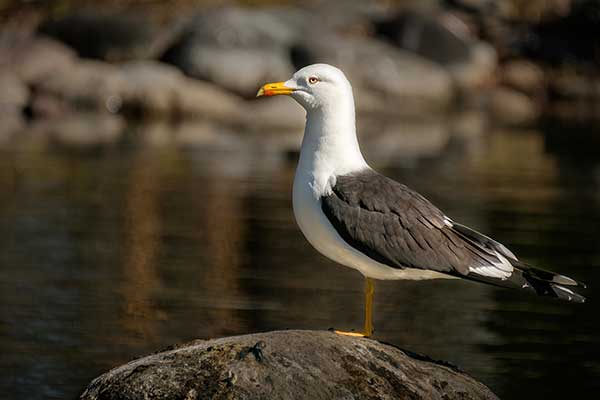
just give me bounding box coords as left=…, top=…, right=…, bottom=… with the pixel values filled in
left=375, top=11, right=497, bottom=92
left=28, top=92, right=72, bottom=119
left=0, top=70, right=28, bottom=110
left=36, top=113, right=126, bottom=150
left=173, top=120, right=241, bottom=149
left=447, top=41, right=497, bottom=93
left=31, top=58, right=126, bottom=113
left=0, top=36, right=77, bottom=85
left=38, top=11, right=172, bottom=61
left=548, top=70, right=600, bottom=100
left=117, top=61, right=244, bottom=120
left=167, top=45, right=293, bottom=98
left=489, top=87, right=540, bottom=126
left=310, top=0, right=391, bottom=32
left=293, top=33, right=453, bottom=116
left=0, top=71, right=28, bottom=144
left=375, top=11, right=473, bottom=66
left=79, top=330, right=498, bottom=400
left=501, top=59, right=546, bottom=95
left=161, top=7, right=305, bottom=98
left=359, top=117, right=451, bottom=166
left=0, top=112, right=24, bottom=146
left=173, top=76, right=246, bottom=122
left=244, top=97, right=306, bottom=132
left=26, top=57, right=244, bottom=120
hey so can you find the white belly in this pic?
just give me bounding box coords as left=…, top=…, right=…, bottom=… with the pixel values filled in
left=292, top=171, right=454, bottom=281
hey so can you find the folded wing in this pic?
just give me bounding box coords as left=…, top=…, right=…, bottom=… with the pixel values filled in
left=321, top=169, right=585, bottom=303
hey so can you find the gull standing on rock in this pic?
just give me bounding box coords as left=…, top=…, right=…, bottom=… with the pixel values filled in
left=257, top=63, right=586, bottom=337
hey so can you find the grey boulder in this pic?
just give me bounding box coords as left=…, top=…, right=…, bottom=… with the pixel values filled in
left=80, top=330, right=498, bottom=400
left=161, top=7, right=307, bottom=98
left=293, top=33, right=453, bottom=116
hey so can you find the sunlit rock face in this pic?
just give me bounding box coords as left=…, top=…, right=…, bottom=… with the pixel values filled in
left=79, top=330, right=499, bottom=400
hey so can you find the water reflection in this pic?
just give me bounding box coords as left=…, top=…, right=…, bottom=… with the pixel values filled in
left=0, top=115, right=598, bottom=400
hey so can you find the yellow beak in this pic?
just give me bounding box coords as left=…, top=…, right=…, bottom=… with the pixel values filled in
left=256, top=81, right=295, bottom=97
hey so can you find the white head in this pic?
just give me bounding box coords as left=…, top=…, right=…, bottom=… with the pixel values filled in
left=257, top=63, right=355, bottom=114
left=257, top=64, right=367, bottom=183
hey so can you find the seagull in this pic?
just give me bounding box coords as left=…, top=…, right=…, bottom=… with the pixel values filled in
left=257, top=63, right=586, bottom=337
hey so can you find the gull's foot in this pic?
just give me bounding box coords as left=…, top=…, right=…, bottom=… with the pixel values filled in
left=334, top=330, right=369, bottom=338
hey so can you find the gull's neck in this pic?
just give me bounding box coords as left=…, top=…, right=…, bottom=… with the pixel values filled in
left=296, top=96, right=368, bottom=198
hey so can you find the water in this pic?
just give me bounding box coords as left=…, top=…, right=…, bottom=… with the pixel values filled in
left=0, top=115, right=599, bottom=399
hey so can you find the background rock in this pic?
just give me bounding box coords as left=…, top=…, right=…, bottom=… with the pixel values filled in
left=375, top=11, right=473, bottom=66
left=38, top=11, right=172, bottom=61
left=293, top=32, right=453, bottom=116
left=0, top=36, right=77, bottom=85
left=501, top=59, right=546, bottom=95
left=375, top=11, right=497, bottom=92
left=0, top=71, right=28, bottom=143
left=489, top=87, right=540, bottom=126
left=161, top=7, right=305, bottom=98
left=35, top=114, right=126, bottom=150
left=79, top=330, right=498, bottom=400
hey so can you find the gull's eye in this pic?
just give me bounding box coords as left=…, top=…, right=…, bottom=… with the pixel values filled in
left=308, top=76, right=319, bottom=85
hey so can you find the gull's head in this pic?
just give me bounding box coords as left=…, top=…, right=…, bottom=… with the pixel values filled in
left=257, top=63, right=353, bottom=112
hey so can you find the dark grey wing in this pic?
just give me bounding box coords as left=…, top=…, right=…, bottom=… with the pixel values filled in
left=321, top=169, right=586, bottom=302
left=321, top=169, right=495, bottom=275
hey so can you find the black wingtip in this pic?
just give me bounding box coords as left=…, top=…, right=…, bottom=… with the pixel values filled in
left=551, top=284, right=586, bottom=304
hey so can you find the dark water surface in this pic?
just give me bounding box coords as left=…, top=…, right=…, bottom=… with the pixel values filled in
left=1, top=117, right=599, bottom=399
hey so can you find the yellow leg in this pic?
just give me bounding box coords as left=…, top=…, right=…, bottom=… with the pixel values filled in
left=364, top=277, right=374, bottom=336
left=335, top=278, right=375, bottom=337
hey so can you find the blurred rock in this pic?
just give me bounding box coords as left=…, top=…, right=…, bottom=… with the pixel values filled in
left=79, top=330, right=499, bottom=400
left=118, top=61, right=244, bottom=120
left=0, top=111, right=25, bottom=146
left=0, top=36, right=77, bottom=85
left=376, top=11, right=472, bottom=66
left=294, top=32, right=453, bottom=116
left=448, top=41, right=497, bottom=93
left=489, top=87, right=539, bottom=126
left=548, top=71, right=600, bottom=100
left=449, top=108, right=488, bottom=140
left=38, top=11, right=172, bottom=61
left=27, top=58, right=244, bottom=120
left=162, top=7, right=304, bottom=98
left=174, top=120, right=241, bottom=149
left=32, top=58, right=125, bottom=112
left=34, top=114, right=126, bottom=150
left=359, top=117, right=450, bottom=166
left=29, top=92, right=71, bottom=119
left=0, top=70, right=28, bottom=110
left=375, top=11, right=497, bottom=92
left=244, top=97, right=306, bottom=132
left=501, top=59, right=546, bottom=95
left=311, top=0, right=390, bottom=33
left=0, top=71, right=28, bottom=143
left=168, top=46, right=292, bottom=99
